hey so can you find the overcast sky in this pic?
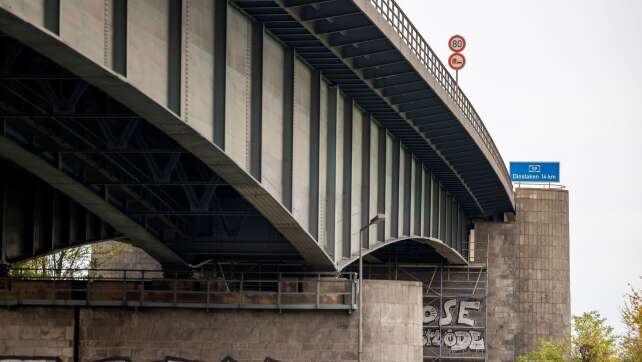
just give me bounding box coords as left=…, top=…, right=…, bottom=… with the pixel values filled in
left=395, top=0, right=642, bottom=334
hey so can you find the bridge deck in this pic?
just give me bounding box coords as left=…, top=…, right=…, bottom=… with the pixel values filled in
left=0, top=0, right=512, bottom=270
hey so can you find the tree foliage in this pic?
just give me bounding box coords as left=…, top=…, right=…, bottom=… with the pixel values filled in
left=517, top=339, right=576, bottom=362
left=620, top=280, right=642, bottom=362
left=10, top=242, right=125, bottom=279
left=573, top=311, right=619, bottom=362
left=518, top=311, right=619, bottom=362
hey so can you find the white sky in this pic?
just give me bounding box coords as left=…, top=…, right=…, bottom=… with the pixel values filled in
left=395, top=0, right=642, bottom=334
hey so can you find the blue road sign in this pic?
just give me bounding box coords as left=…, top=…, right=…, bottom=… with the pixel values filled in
left=509, top=162, right=560, bottom=182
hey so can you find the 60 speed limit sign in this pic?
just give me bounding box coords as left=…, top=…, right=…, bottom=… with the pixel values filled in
left=448, top=35, right=466, bottom=52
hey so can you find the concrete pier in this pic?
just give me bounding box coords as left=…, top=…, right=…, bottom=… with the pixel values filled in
left=0, top=280, right=422, bottom=362
left=477, top=188, right=571, bottom=360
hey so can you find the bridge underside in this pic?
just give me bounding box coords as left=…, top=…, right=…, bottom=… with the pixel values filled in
left=235, top=0, right=514, bottom=216
left=0, top=36, right=301, bottom=267
left=0, top=160, right=119, bottom=263
left=0, top=0, right=515, bottom=271
left=0, top=33, right=456, bottom=270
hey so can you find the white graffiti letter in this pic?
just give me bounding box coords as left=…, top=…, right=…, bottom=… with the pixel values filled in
left=439, top=299, right=457, bottom=326
left=457, top=300, right=481, bottom=327
left=423, top=305, right=438, bottom=324
left=430, top=329, right=440, bottom=346
left=469, top=331, right=485, bottom=351
left=452, top=331, right=472, bottom=352
left=443, top=330, right=457, bottom=347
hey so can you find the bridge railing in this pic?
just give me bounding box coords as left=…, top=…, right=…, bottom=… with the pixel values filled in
left=368, top=0, right=510, bottom=184
left=0, top=268, right=357, bottom=311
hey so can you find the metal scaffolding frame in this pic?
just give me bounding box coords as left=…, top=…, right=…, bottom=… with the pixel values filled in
left=362, top=262, right=488, bottom=362
left=421, top=266, right=487, bottom=361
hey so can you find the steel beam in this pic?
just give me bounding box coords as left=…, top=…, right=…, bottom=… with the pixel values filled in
left=214, top=0, right=227, bottom=148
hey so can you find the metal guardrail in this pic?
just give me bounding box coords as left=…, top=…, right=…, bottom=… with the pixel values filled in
left=368, top=0, right=511, bottom=184
left=514, top=182, right=566, bottom=190
left=0, top=268, right=357, bottom=311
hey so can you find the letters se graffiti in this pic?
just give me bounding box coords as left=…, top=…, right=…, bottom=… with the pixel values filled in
left=423, top=299, right=485, bottom=352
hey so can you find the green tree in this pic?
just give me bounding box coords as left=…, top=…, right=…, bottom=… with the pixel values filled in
left=517, top=339, right=576, bottom=362
left=10, top=242, right=125, bottom=279
left=620, top=279, right=642, bottom=362
left=573, top=311, right=619, bottom=362
left=518, top=311, right=619, bottom=362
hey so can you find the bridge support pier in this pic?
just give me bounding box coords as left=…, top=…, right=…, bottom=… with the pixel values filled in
left=474, top=187, right=570, bottom=360
left=0, top=280, right=423, bottom=362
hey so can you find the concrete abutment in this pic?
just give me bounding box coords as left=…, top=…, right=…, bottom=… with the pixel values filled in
left=0, top=280, right=422, bottom=362
left=479, top=188, right=571, bottom=360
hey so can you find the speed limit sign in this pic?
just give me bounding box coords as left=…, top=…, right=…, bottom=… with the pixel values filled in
left=448, top=53, right=466, bottom=70
left=448, top=35, right=466, bottom=52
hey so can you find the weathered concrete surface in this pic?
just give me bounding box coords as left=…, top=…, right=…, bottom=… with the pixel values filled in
left=476, top=188, right=570, bottom=361
left=0, top=0, right=336, bottom=269
left=476, top=220, right=519, bottom=362
left=513, top=188, right=571, bottom=354
left=0, top=279, right=422, bottom=362
left=0, top=307, right=74, bottom=359
left=91, top=240, right=162, bottom=278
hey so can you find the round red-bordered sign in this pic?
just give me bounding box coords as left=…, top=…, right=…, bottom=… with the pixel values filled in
left=448, top=35, right=466, bottom=52
left=448, top=53, right=466, bottom=70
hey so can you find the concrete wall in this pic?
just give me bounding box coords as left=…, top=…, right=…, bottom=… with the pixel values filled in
left=349, top=106, right=363, bottom=255
left=225, top=4, right=252, bottom=171
left=261, top=33, right=285, bottom=202
left=91, top=240, right=162, bottom=278
left=475, top=220, right=518, bottom=361
left=476, top=188, right=571, bottom=361
left=0, top=307, right=74, bottom=359
left=0, top=280, right=422, bottom=362
left=318, top=81, right=329, bottom=250
left=384, top=133, right=393, bottom=240
left=127, top=0, right=169, bottom=108
left=292, top=59, right=312, bottom=229
left=397, top=147, right=405, bottom=237
left=334, top=93, right=346, bottom=257
left=60, top=0, right=105, bottom=65
left=368, top=123, right=379, bottom=246
left=0, top=0, right=45, bottom=30
left=182, top=0, right=216, bottom=141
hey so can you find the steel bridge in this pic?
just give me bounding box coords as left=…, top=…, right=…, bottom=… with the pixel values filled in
left=0, top=0, right=513, bottom=272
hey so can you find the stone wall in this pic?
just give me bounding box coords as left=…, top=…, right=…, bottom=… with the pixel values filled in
left=0, top=280, right=422, bottom=362
left=0, top=307, right=74, bottom=359
left=476, top=188, right=571, bottom=361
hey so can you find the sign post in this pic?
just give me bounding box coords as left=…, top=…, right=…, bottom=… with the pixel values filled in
left=447, top=35, right=466, bottom=84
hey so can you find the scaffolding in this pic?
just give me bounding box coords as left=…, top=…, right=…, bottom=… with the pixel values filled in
left=360, top=263, right=488, bottom=362
left=421, top=266, right=488, bottom=361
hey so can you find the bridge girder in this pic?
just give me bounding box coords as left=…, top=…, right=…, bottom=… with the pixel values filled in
left=0, top=0, right=514, bottom=270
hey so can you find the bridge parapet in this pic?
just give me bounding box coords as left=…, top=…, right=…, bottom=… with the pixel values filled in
left=0, top=268, right=357, bottom=310
left=364, top=0, right=510, bottom=184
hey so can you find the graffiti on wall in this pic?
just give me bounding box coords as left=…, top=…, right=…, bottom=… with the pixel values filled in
left=0, top=357, right=61, bottom=362
left=423, top=298, right=485, bottom=352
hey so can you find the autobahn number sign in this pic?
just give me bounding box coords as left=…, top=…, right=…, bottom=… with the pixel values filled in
left=448, top=35, right=466, bottom=52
